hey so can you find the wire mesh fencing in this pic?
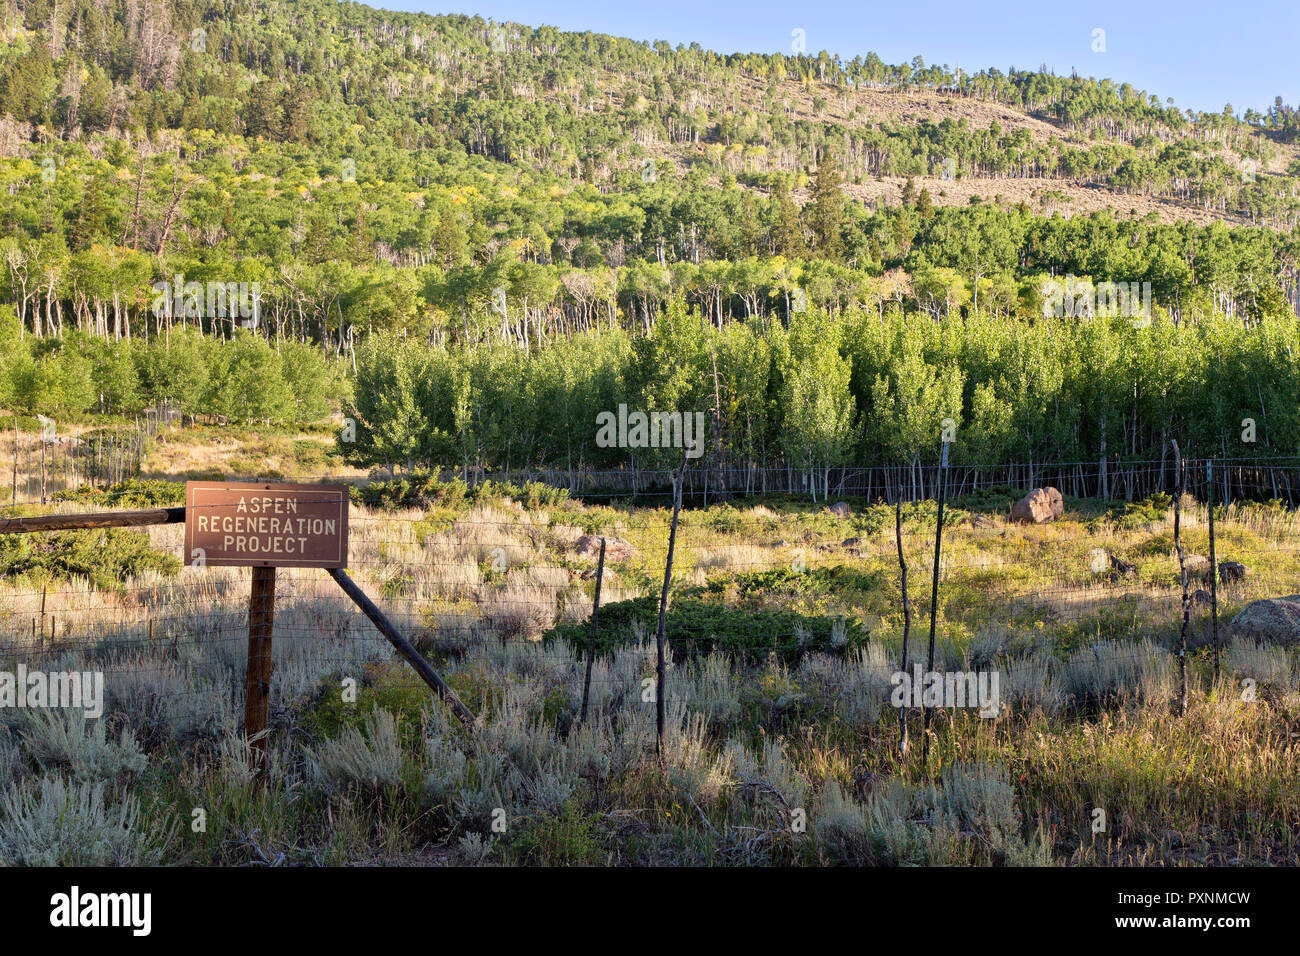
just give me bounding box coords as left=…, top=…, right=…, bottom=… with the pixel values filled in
left=2, top=488, right=1296, bottom=741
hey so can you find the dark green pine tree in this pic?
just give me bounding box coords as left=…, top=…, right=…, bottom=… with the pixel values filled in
left=770, top=177, right=804, bottom=256
left=352, top=203, right=373, bottom=264
left=809, top=152, right=845, bottom=260
left=70, top=174, right=110, bottom=250
left=433, top=206, right=466, bottom=268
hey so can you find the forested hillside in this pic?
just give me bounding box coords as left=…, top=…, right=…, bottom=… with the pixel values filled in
left=2, top=0, right=1299, bottom=473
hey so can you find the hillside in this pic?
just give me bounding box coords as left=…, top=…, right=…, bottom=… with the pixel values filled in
left=1, top=0, right=1300, bottom=474
left=2, top=0, right=1299, bottom=252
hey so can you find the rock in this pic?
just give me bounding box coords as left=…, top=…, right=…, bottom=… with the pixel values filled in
left=1180, top=553, right=1211, bottom=583
left=841, top=537, right=862, bottom=547
left=965, top=514, right=996, bottom=529
left=1110, top=554, right=1137, bottom=577
left=579, top=567, right=622, bottom=586
left=1229, top=596, right=1300, bottom=646
left=573, top=534, right=640, bottom=563
left=1219, top=560, right=1247, bottom=584
left=1010, top=487, right=1064, bottom=524
left=1191, top=589, right=1212, bottom=607
left=824, top=501, right=852, bottom=519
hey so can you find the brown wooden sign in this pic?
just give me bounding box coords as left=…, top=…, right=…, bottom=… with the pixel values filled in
left=184, top=481, right=348, bottom=568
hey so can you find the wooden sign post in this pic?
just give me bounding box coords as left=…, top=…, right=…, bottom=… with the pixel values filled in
left=184, top=481, right=349, bottom=767
left=245, top=565, right=276, bottom=759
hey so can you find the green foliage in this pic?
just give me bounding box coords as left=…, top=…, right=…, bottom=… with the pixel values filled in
left=53, top=478, right=185, bottom=508
left=0, top=528, right=181, bottom=588
left=702, top=565, right=883, bottom=602
left=950, top=485, right=1024, bottom=514
left=3, top=336, right=95, bottom=418
left=506, top=800, right=605, bottom=865
left=280, top=340, right=346, bottom=422
left=338, top=305, right=1300, bottom=474
left=201, top=332, right=296, bottom=423
left=354, top=471, right=468, bottom=510
left=355, top=470, right=569, bottom=511
left=134, top=329, right=210, bottom=413
left=544, top=594, right=866, bottom=665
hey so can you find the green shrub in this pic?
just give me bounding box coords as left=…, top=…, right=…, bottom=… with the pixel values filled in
left=702, top=565, right=881, bottom=601
left=356, top=471, right=467, bottom=509
left=53, top=477, right=185, bottom=508
left=467, top=478, right=569, bottom=509
left=949, top=485, right=1023, bottom=515
left=1120, top=492, right=1172, bottom=527
left=506, top=800, right=604, bottom=865
left=356, top=472, right=570, bottom=511
left=0, top=776, right=170, bottom=866
left=0, top=527, right=181, bottom=588
left=544, top=594, right=865, bottom=665
left=698, top=503, right=744, bottom=534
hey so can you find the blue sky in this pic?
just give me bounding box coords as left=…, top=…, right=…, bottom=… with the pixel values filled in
left=375, top=0, right=1297, bottom=115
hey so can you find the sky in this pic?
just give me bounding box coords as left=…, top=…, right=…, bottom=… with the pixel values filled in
left=372, top=0, right=1298, bottom=116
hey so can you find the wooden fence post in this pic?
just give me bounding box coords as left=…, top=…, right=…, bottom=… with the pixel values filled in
left=579, top=537, right=607, bottom=724
left=921, top=439, right=949, bottom=771
left=654, top=457, right=687, bottom=756
left=1171, top=440, right=1189, bottom=717
left=244, top=565, right=276, bottom=768
left=1207, top=458, right=1220, bottom=684
left=896, top=499, right=912, bottom=759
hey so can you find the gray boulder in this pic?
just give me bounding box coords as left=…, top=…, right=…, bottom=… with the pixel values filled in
left=1010, top=487, right=1064, bottom=524
left=1229, top=596, right=1300, bottom=646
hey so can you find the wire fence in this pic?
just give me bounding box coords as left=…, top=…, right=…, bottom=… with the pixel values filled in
left=3, top=403, right=178, bottom=505
left=352, top=456, right=1300, bottom=506
left=1, top=489, right=1296, bottom=735
left=8, top=441, right=1300, bottom=509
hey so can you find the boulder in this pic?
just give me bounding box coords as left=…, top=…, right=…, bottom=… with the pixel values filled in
left=1179, top=553, right=1210, bottom=583
left=574, top=534, right=640, bottom=563
left=1218, top=560, right=1247, bottom=585
left=1228, top=596, right=1300, bottom=646
left=1191, top=589, right=1213, bottom=607
left=579, top=566, right=622, bottom=586
left=1010, top=487, right=1064, bottom=524
left=841, top=537, right=862, bottom=548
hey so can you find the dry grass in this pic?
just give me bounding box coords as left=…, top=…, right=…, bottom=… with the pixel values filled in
left=2, top=484, right=1299, bottom=866
left=694, top=544, right=777, bottom=572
